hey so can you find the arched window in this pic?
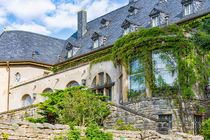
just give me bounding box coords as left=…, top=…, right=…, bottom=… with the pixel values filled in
left=43, top=88, right=53, bottom=93
left=43, top=88, right=53, bottom=101
left=15, top=72, right=21, bottom=82
left=22, top=95, right=32, bottom=107
left=67, top=81, right=80, bottom=88
left=91, top=72, right=113, bottom=101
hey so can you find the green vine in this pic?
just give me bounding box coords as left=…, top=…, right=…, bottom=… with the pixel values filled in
left=50, top=49, right=112, bottom=72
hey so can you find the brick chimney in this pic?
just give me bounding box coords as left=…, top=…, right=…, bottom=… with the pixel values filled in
left=77, top=10, right=87, bottom=38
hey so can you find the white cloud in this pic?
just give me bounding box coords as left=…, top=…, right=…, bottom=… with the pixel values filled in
left=7, top=23, right=51, bottom=35
left=0, top=8, right=7, bottom=24
left=43, top=0, right=126, bottom=29
left=0, top=0, right=55, bottom=20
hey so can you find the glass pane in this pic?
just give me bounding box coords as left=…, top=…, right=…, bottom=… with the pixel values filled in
left=107, top=87, right=112, bottom=101
left=130, top=73, right=145, bottom=92
left=99, top=73, right=104, bottom=86
left=93, top=39, right=98, bottom=48
left=92, top=77, right=96, bottom=87
left=23, top=95, right=32, bottom=107
left=68, top=81, right=79, bottom=87
left=106, top=74, right=112, bottom=84
left=155, top=70, right=177, bottom=86
left=153, top=52, right=176, bottom=69
left=130, top=58, right=144, bottom=74
left=68, top=49, right=73, bottom=58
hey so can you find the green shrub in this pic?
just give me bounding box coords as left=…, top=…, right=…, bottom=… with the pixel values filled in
left=30, top=86, right=110, bottom=126
left=200, top=118, right=210, bottom=140
left=26, top=117, right=47, bottom=123
left=85, top=122, right=113, bottom=140
left=114, top=120, right=141, bottom=131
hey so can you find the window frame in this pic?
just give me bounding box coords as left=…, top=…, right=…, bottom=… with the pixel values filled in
left=152, top=51, right=177, bottom=88
left=152, top=16, right=160, bottom=27
left=128, top=57, right=146, bottom=99
left=184, top=3, right=192, bottom=16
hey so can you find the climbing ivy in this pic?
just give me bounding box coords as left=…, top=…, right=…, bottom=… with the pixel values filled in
left=50, top=48, right=112, bottom=72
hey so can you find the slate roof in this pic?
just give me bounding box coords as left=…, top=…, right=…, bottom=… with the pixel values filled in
left=0, top=0, right=209, bottom=65
left=0, top=31, right=66, bottom=65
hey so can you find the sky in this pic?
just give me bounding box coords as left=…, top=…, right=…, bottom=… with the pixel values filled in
left=0, top=0, right=128, bottom=40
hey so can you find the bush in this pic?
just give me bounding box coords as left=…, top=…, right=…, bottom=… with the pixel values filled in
left=114, top=120, right=141, bottom=131
left=200, top=118, right=210, bottom=140
left=58, top=86, right=110, bottom=126
left=29, top=86, right=110, bottom=126
left=85, top=122, right=113, bottom=140
left=26, top=117, right=47, bottom=123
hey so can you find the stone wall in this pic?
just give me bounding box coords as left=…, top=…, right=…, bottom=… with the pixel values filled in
left=105, top=104, right=169, bottom=134
left=0, top=120, right=204, bottom=140
left=0, top=105, right=40, bottom=123
left=123, top=97, right=210, bottom=133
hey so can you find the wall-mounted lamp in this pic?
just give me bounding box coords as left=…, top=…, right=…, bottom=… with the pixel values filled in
left=81, top=79, right=86, bottom=86
left=33, top=93, right=37, bottom=100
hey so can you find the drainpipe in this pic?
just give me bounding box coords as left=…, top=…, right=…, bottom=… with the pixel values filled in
left=6, top=61, right=10, bottom=111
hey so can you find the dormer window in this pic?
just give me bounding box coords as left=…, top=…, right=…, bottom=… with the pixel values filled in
left=66, top=42, right=79, bottom=58
left=152, top=16, right=160, bottom=27
left=128, top=6, right=140, bottom=16
left=100, top=18, right=110, bottom=28
left=123, top=27, right=130, bottom=36
left=149, top=8, right=166, bottom=27
left=91, top=32, right=107, bottom=48
left=184, top=3, right=192, bottom=16
left=121, top=19, right=140, bottom=36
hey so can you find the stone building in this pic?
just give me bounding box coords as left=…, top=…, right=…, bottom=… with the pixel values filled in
left=0, top=0, right=209, bottom=135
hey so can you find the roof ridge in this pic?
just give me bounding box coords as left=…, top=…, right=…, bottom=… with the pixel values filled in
left=2, top=30, right=66, bottom=42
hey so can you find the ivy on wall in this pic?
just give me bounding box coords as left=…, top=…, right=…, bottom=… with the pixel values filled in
left=50, top=49, right=112, bottom=72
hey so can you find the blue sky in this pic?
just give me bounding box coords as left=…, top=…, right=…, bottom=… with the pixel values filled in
left=0, top=0, right=128, bottom=40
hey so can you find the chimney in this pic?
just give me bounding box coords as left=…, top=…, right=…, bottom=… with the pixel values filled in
left=129, top=0, right=138, bottom=3
left=77, top=10, right=87, bottom=38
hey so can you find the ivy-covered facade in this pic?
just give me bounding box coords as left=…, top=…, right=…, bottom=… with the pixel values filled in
left=0, top=0, right=209, bottom=135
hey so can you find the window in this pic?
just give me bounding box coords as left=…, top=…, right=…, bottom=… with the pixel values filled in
left=159, top=114, right=172, bottom=129
left=129, top=58, right=146, bottom=97
left=184, top=3, right=192, bottom=16
left=152, top=16, right=160, bottom=27
left=123, top=27, right=130, bottom=36
left=43, top=88, right=53, bottom=101
left=68, top=49, right=73, bottom=58
left=194, top=115, right=202, bottom=135
left=93, top=39, right=99, bottom=48
left=22, top=95, right=32, bottom=107
left=99, top=73, right=104, bottom=86
left=67, top=81, right=80, bottom=88
left=153, top=52, right=177, bottom=87
left=15, top=72, right=21, bottom=82
left=91, top=73, right=113, bottom=101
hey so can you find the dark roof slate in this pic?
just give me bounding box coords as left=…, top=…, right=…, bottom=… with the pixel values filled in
left=0, top=31, right=66, bottom=65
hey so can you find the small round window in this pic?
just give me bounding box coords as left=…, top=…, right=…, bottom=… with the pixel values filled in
left=15, top=72, right=21, bottom=82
